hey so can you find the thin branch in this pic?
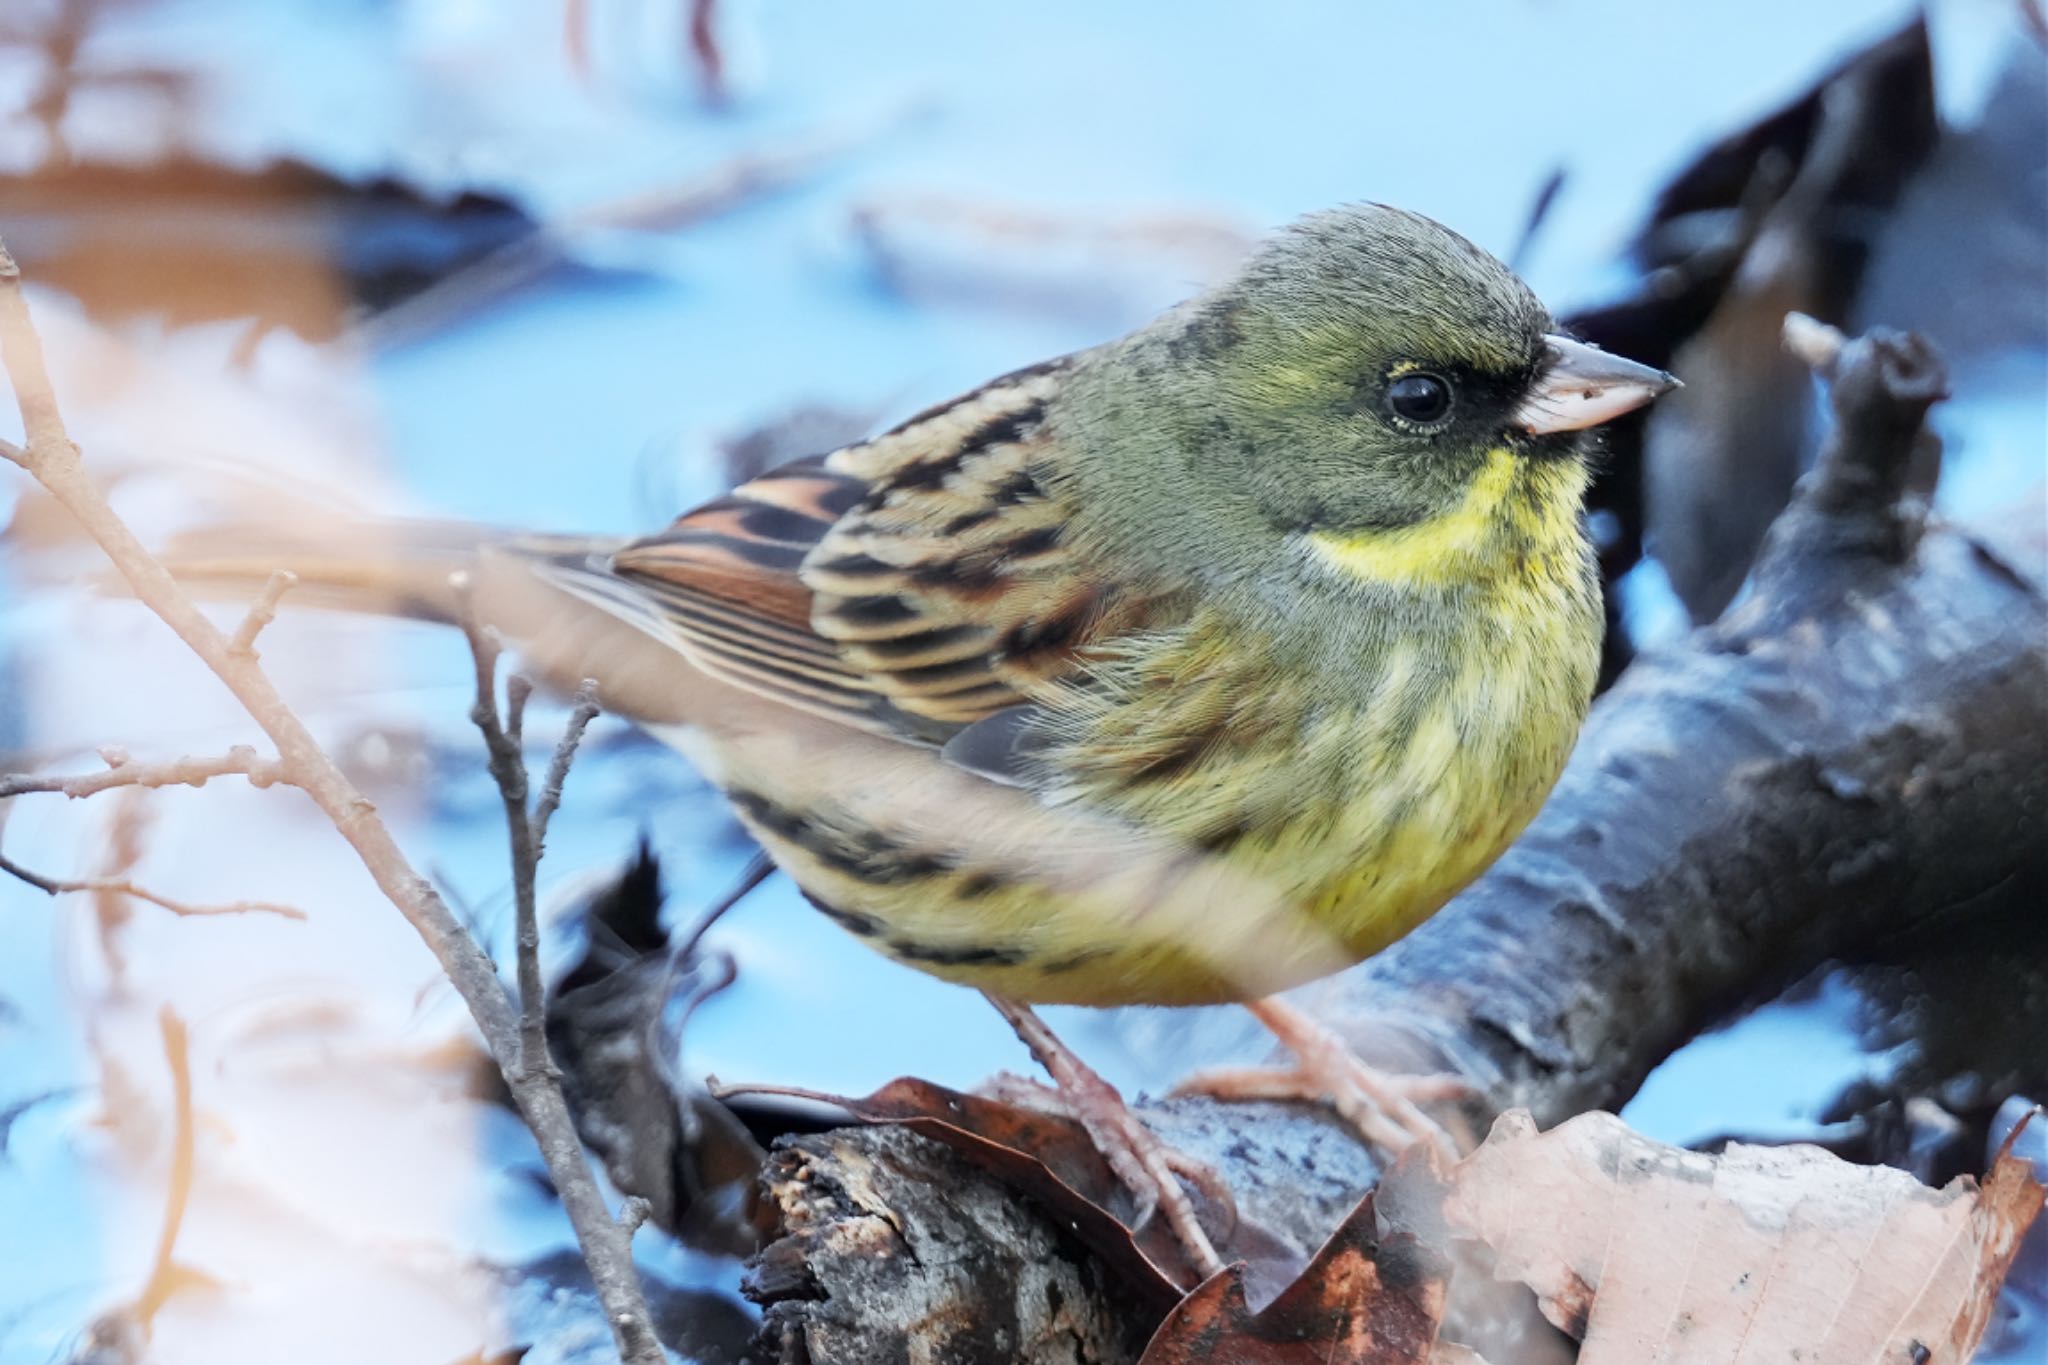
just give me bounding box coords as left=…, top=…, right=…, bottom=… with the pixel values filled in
left=532, top=678, right=601, bottom=857
left=0, top=251, right=67, bottom=456
left=226, top=569, right=297, bottom=657
left=0, top=745, right=286, bottom=800
left=0, top=846, right=305, bottom=920
left=454, top=586, right=552, bottom=1086
left=0, top=845, right=62, bottom=893
left=1783, top=310, right=1847, bottom=377
left=506, top=673, right=534, bottom=752
left=0, top=238, right=664, bottom=1364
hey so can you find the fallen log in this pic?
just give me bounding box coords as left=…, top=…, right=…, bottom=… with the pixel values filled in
left=744, top=323, right=2048, bottom=1363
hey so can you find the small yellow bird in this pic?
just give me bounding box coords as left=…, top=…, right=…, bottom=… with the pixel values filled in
left=174, top=203, right=1674, bottom=1275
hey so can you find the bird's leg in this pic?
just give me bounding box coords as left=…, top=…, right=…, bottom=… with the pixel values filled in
left=1174, top=995, right=1468, bottom=1165
left=981, top=993, right=1229, bottom=1279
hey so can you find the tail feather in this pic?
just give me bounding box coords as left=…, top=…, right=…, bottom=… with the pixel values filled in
left=159, top=514, right=723, bottom=724
left=160, top=516, right=636, bottom=623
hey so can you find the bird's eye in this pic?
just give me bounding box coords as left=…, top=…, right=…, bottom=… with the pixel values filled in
left=1387, top=372, right=1453, bottom=425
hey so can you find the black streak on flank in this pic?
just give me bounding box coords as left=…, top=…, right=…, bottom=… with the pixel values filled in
left=885, top=938, right=1031, bottom=968
left=954, top=871, right=1007, bottom=898
left=1193, top=816, right=1253, bottom=853
left=799, top=889, right=886, bottom=939
left=1037, top=948, right=1112, bottom=974
left=729, top=788, right=945, bottom=887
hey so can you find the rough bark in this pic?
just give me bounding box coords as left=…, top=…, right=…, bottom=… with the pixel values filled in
left=745, top=328, right=2048, bottom=1363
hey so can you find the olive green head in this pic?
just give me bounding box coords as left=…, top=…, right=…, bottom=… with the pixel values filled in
left=1053, top=203, right=1674, bottom=587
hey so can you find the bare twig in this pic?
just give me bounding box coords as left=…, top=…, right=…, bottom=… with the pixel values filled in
left=1, top=844, right=66, bottom=894
left=618, top=1194, right=654, bottom=1240
left=453, top=588, right=553, bottom=1086
left=1783, top=310, right=1847, bottom=377
left=533, top=679, right=601, bottom=857
left=506, top=672, right=534, bottom=752
left=226, top=569, right=297, bottom=657
left=453, top=575, right=601, bottom=1082
left=0, top=238, right=664, bottom=1364
left=0, top=846, right=305, bottom=920
left=0, top=745, right=286, bottom=800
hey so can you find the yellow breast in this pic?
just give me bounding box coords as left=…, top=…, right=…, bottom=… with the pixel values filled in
left=729, top=447, right=1600, bottom=1007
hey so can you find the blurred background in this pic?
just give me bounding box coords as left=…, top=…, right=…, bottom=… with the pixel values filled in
left=0, top=2, right=2042, bottom=1362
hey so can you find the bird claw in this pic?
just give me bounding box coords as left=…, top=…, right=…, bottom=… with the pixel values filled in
left=1175, top=998, right=1472, bottom=1167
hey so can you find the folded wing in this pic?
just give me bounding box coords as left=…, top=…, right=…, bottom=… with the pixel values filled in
left=585, top=358, right=1153, bottom=753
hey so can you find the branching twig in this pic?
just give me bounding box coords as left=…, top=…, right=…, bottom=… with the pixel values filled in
left=452, top=581, right=601, bottom=1080
left=619, top=1194, right=653, bottom=1241
left=225, top=569, right=297, bottom=658
left=534, top=680, right=601, bottom=857
left=0, top=239, right=664, bottom=1364
left=453, top=588, right=552, bottom=1085
left=0, top=847, right=304, bottom=920
left=0, top=745, right=286, bottom=800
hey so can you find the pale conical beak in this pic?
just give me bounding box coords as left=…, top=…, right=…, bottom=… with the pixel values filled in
left=1511, top=334, right=1680, bottom=434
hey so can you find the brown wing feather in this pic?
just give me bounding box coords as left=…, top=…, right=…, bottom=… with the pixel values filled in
left=602, top=456, right=903, bottom=733
left=597, top=357, right=1154, bottom=746
left=808, top=358, right=1150, bottom=725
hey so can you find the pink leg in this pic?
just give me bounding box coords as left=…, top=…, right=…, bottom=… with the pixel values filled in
left=983, top=993, right=1230, bottom=1278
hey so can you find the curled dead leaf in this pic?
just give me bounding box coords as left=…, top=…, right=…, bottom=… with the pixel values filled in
left=1138, top=1191, right=1451, bottom=1365
left=1420, top=1109, right=2044, bottom=1365
left=721, top=1076, right=1206, bottom=1309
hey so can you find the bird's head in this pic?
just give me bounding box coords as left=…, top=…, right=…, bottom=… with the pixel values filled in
left=1057, top=203, right=1676, bottom=590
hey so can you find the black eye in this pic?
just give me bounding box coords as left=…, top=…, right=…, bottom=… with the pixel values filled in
left=1388, top=372, right=1453, bottom=425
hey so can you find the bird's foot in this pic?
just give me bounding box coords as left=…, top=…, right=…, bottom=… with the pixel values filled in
left=982, top=996, right=1232, bottom=1280
left=1174, top=996, right=1469, bottom=1166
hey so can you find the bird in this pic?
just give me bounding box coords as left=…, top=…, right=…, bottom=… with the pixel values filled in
left=167, top=202, right=1676, bottom=1279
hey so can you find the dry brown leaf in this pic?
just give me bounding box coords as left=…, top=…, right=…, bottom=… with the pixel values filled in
left=716, top=1076, right=1203, bottom=1307
left=1138, top=1191, right=1449, bottom=1365
left=1434, top=1109, right=2044, bottom=1365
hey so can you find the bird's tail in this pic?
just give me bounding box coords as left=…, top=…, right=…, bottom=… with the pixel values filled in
left=155, top=511, right=720, bottom=722
left=159, top=512, right=531, bottom=625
